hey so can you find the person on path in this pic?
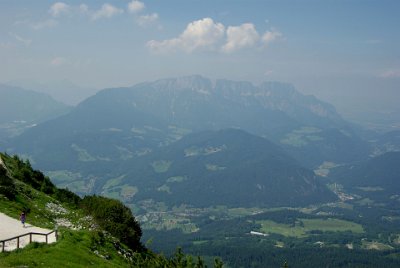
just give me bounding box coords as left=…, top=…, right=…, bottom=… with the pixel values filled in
left=20, top=212, right=26, bottom=228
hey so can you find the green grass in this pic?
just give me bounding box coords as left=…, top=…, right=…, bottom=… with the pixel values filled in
left=293, top=126, right=322, bottom=134
left=301, top=218, right=364, bottom=233
left=157, top=184, right=171, bottom=193
left=71, top=144, right=96, bottom=162
left=168, top=125, right=192, bottom=140
left=205, top=164, right=226, bottom=171
left=0, top=182, right=59, bottom=229
left=356, top=198, right=375, bottom=206
left=102, top=176, right=125, bottom=190
left=168, top=125, right=192, bottom=136
left=46, top=170, right=94, bottom=194
left=184, top=147, right=201, bottom=157
left=280, top=126, right=323, bottom=147
left=166, top=176, right=187, bottom=183
left=280, top=134, right=308, bottom=147
left=103, top=191, right=120, bottom=200
left=0, top=180, right=88, bottom=230
left=258, top=220, right=307, bottom=238
left=102, top=184, right=138, bottom=202
left=151, top=160, right=172, bottom=173
left=62, top=180, right=87, bottom=193
left=306, top=135, right=324, bottom=141
left=0, top=229, right=130, bottom=267
left=325, top=202, right=354, bottom=210
left=193, top=240, right=208, bottom=245
left=131, top=127, right=147, bottom=135
left=116, top=146, right=133, bottom=160
left=361, top=240, right=394, bottom=251
left=120, top=185, right=138, bottom=200
left=46, top=170, right=83, bottom=185
left=258, top=218, right=364, bottom=238
left=227, top=207, right=267, bottom=217
left=356, top=186, right=384, bottom=192
left=314, top=161, right=339, bottom=177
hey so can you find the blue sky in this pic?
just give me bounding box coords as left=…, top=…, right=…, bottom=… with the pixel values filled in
left=1, top=0, right=399, bottom=117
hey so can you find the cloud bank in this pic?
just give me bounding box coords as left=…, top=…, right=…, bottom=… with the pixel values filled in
left=92, top=4, right=123, bottom=20
left=49, top=2, right=70, bottom=17
left=147, top=18, right=281, bottom=54
left=147, top=18, right=225, bottom=53
left=128, top=0, right=145, bottom=14
left=222, top=23, right=260, bottom=53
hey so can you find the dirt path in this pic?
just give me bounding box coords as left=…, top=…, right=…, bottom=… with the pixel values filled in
left=0, top=212, right=57, bottom=251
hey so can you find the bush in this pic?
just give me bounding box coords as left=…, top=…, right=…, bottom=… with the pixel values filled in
left=81, top=195, right=143, bottom=252
left=54, top=188, right=81, bottom=207
left=0, top=165, right=16, bottom=200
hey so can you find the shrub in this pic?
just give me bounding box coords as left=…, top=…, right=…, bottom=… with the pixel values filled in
left=81, top=195, right=143, bottom=252
left=0, top=165, right=16, bottom=200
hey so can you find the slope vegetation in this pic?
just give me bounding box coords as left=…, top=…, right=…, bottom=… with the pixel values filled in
left=0, top=153, right=221, bottom=267
left=118, top=129, right=337, bottom=207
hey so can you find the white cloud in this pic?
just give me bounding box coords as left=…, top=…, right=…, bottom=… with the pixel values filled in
left=137, top=13, right=159, bottom=26
left=31, top=19, right=58, bottom=30
left=147, top=18, right=282, bottom=54
left=9, top=33, right=31, bottom=46
left=261, top=29, right=282, bottom=47
left=147, top=18, right=225, bottom=53
left=380, top=69, right=400, bottom=78
left=92, top=4, right=123, bottom=20
left=222, top=23, right=260, bottom=53
left=51, top=57, right=67, bottom=66
left=128, top=0, right=145, bottom=14
left=49, top=2, right=70, bottom=17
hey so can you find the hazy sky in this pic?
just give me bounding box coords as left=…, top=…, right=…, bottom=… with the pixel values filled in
left=1, top=0, right=399, bottom=113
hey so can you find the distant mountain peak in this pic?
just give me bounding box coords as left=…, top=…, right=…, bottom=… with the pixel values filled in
left=151, top=75, right=213, bottom=93
left=259, top=81, right=297, bottom=96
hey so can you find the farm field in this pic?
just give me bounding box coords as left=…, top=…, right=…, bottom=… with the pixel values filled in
left=257, top=218, right=364, bottom=238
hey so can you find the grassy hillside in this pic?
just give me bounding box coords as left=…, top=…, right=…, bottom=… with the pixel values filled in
left=0, top=152, right=222, bottom=267
left=0, top=230, right=131, bottom=268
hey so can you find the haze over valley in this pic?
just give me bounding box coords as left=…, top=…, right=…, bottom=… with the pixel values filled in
left=1, top=1, right=400, bottom=267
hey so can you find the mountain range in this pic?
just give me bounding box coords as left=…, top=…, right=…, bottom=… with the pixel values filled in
left=2, top=75, right=400, bottom=267
left=6, top=75, right=369, bottom=171
left=0, top=84, right=71, bottom=141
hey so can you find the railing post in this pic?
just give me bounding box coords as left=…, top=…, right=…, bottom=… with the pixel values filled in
left=0, top=230, right=58, bottom=252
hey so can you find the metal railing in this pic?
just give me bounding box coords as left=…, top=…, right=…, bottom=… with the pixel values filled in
left=0, top=230, right=58, bottom=252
